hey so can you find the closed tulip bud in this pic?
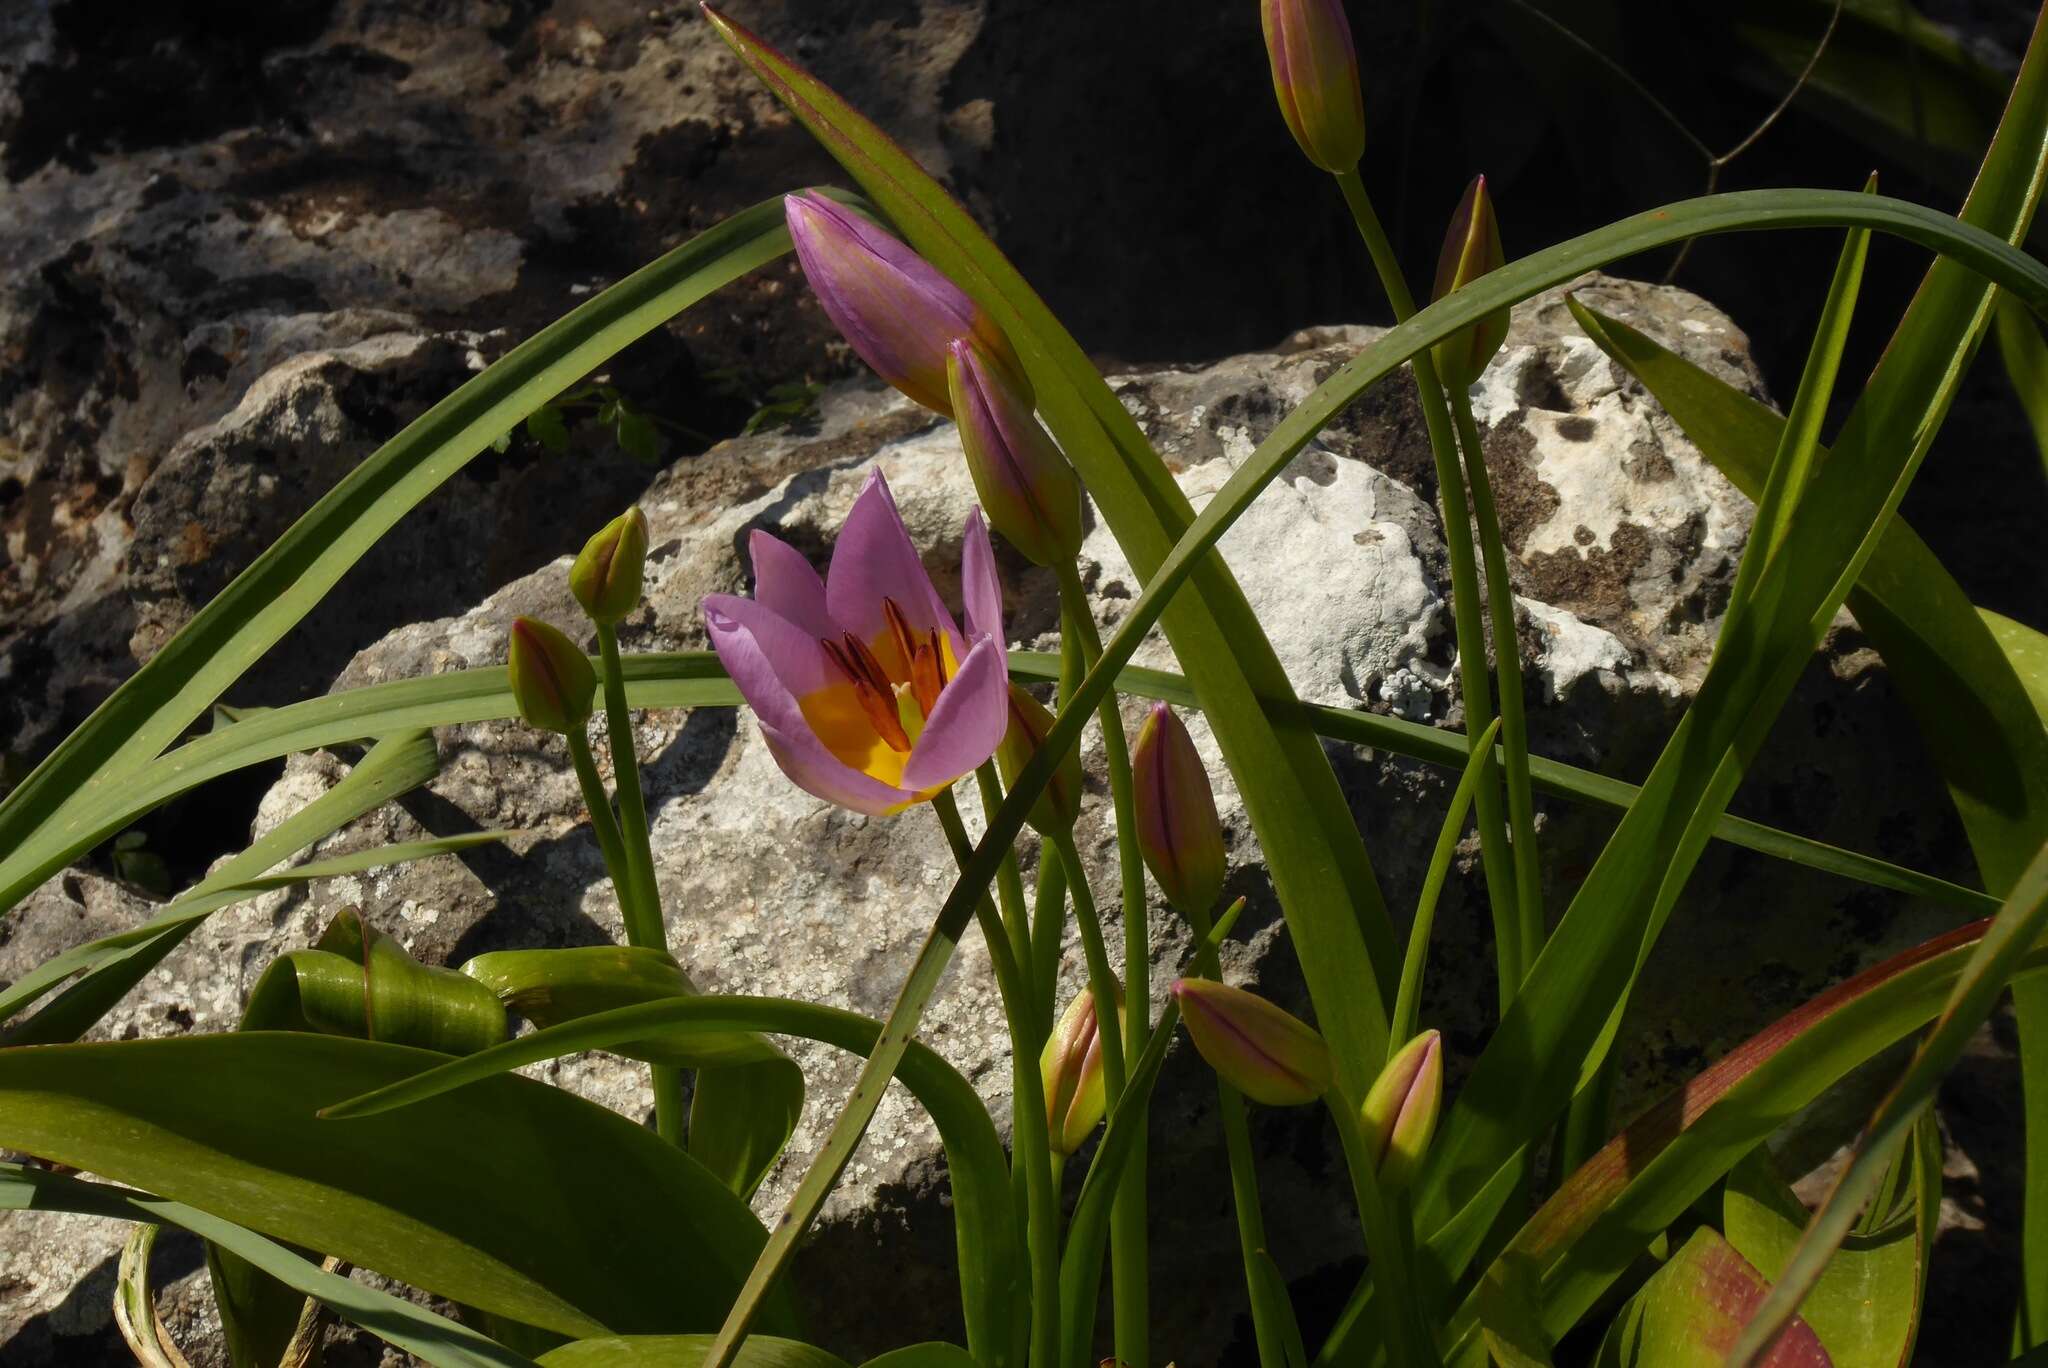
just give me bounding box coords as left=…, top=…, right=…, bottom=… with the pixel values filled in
left=1359, top=1030, right=1442, bottom=1191
left=569, top=506, right=649, bottom=625
left=1170, top=977, right=1331, bottom=1106
left=995, top=684, right=1084, bottom=835
left=508, top=617, right=596, bottom=735
left=1042, top=982, right=1122, bottom=1155
left=784, top=189, right=1026, bottom=416
left=1133, top=702, right=1227, bottom=915
left=1430, top=175, right=1510, bottom=389
left=1261, top=0, right=1366, bottom=174
left=947, top=338, right=1084, bottom=567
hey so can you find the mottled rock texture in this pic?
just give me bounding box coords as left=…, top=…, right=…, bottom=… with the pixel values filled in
left=1, top=278, right=2000, bottom=1365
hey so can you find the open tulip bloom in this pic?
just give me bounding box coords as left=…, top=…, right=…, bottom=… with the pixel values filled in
left=703, top=469, right=1009, bottom=815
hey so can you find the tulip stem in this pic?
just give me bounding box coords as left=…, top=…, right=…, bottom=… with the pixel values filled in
left=1049, top=829, right=1131, bottom=1098
left=1326, top=1090, right=1441, bottom=1368
left=1333, top=166, right=1524, bottom=1013
left=935, top=788, right=1062, bottom=1368
left=595, top=624, right=687, bottom=1148
left=1187, top=901, right=1296, bottom=1368
left=1055, top=568, right=1152, bottom=1368
left=977, top=764, right=1039, bottom=1017
left=1445, top=391, right=1544, bottom=988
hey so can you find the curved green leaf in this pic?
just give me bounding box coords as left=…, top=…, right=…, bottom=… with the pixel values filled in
left=0, top=1033, right=791, bottom=1341
left=1594, top=1229, right=1831, bottom=1367
left=115, top=1224, right=193, bottom=1368
left=320, top=996, right=1015, bottom=1368
left=857, top=1346, right=979, bottom=1368
left=1, top=1161, right=539, bottom=1368
left=536, top=1336, right=849, bottom=1368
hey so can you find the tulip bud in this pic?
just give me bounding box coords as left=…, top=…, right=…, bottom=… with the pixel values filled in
left=508, top=617, right=596, bottom=735
left=946, top=339, right=1084, bottom=567
left=1132, top=703, right=1227, bottom=915
left=570, top=506, right=649, bottom=625
left=1041, top=982, right=1122, bottom=1155
left=1430, top=175, right=1509, bottom=389
left=1260, top=0, right=1366, bottom=174
left=1359, top=1030, right=1442, bottom=1191
left=1170, top=977, right=1331, bottom=1106
left=995, top=684, right=1084, bottom=835
left=784, top=189, right=1027, bottom=416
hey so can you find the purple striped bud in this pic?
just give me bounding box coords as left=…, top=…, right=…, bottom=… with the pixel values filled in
left=570, top=506, right=648, bottom=625
left=784, top=189, right=1026, bottom=415
left=1041, top=982, right=1122, bottom=1155
left=508, top=617, right=596, bottom=735
left=1133, top=702, right=1227, bottom=915
left=1359, top=1030, right=1442, bottom=1191
left=1261, top=0, right=1366, bottom=174
left=1171, top=977, right=1331, bottom=1106
left=995, top=684, right=1084, bottom=835
left=1430, top=175, right=1509, bottom=389
left=947, top=338, right=1084, bottom=567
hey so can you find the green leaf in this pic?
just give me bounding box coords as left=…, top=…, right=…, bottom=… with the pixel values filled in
left=1, top=1161, right=539, bottom=1368
left=463, top=945, right=802, bottom=1200
left=1723, top=1147, right=1923, bottom=1365
left=527, top=404, right=571, bottom=453
left=1994, top=293, right=2048, bottom=478
left=856, top=1346, right=979, bottom=1368
left=615, top=409, right=662, bottom=464
left=1596, top=1229, right=1831, bottom=1367
left=0, top=1033, right=792, bottom=1340
left=0, top=192, right=824, bottom=918
left=242, top=907, right=507, bottom=1054
left=1728, top=843, right=2048, bottom=1361
left=320, top=995, right=1016, bottom=1368
left=537, top=1336, right=849, bottom=1368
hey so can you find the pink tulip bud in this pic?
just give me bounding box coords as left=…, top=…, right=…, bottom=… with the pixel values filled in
left=570, top=506, right=649, bottom=625
left=1261, top=0, right=1366, bottom=174
left=508, top=617, right=596, bottom=735
left=1132, top=702, right=1227, bottom=915
left=947, top=338, right=1084, bottom=567
left=1171, top=977, right=1331, bottom=1107
left=1041, top=981, right=1123, bottom=1155
left=784, top=189, right=1026, bottom=416
left=1430, top=175, right=1510, bottom=388
left=995, top=684, right=1084, bottom=835
left=1359, top=1030, right=1442, bottom=1191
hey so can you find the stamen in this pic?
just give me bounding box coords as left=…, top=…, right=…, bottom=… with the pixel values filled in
left=910, top=636, right=944, bottom=717
left=822, top=633, right=913, bottom=752
left=881, top=597, right=918, bottom=677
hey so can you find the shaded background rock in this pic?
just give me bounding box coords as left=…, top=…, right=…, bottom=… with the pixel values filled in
left=1, top=280, right=2009, bottom=1364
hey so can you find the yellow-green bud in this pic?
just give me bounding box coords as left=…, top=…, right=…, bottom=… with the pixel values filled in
left=1170, top=977, right=1331, bottom=1107
left=508, top=616, right=596, bottom=735
left=995, top=684, right=1084, bottom=835
left=569, top=506, right=649, bottom=625
left=1261, top=0, right=1366, bottom=173
left=1041, top=982, right=1122, bottom=1155
left=1359, top=1029, right=1442, bottom=1191
left=1431, top=175, right=1509, bottom=389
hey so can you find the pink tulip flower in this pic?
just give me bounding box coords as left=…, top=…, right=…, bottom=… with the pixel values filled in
left=703, top=469, right=1009, bottom=815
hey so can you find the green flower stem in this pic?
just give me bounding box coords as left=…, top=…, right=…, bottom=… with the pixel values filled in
left=596, top=624, right=687, bottom=1148
left=1029, top=844, right=1069, bottom=1039
left=977, top=765, right=1038, bottom=1013
left=1333, top=166, right=1523, bottom=1009
left=1445, top=392, right=1544, bottom=987
left=1390, top=719, right=1502, bottom=1049
left=1188, top=900, right=1293, bottom=1368
left=1326, top=1090, right=1440, bottom=1368
left=565, top=730, right=630, bottom=882
left=1048, top=829, right=1131, bottom=1097
left=1054, top=565, right=1151, bottom=1368
left=934, top=789, right=1061, bottom=1368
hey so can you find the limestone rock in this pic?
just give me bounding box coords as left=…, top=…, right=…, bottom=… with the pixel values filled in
left=0, top=279, right=1985, bottom=1364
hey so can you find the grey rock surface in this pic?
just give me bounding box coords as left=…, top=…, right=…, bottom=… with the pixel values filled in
left=0, top=278, right=1989, bottom=1364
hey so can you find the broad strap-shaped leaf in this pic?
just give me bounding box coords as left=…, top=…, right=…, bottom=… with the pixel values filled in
left=1, top=1162, right=538, bottom=1368
left=536, top=1337, right=850, bottom=1368
left=115, top=1225, right=195, bottom=1368
left=0, top=1034, right=793, bottom=1340
left=463, top=946, right=802, bottom=1201
left=320, top=995, right=1016, bottom=1368
left=1594, top=1229, right=1830, bottom=1367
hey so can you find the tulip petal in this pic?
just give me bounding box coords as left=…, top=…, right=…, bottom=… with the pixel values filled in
left=747, top=529, right=837, bottom=640
left=827, top=470, right=964, bottom=665
left=960, top=509, right=1004, bottom=645
left=899, top=633, right=1009, bottom=791
left=704, top=598, right=909, bottom=816
left=702, top=593, right=838, bottom=699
